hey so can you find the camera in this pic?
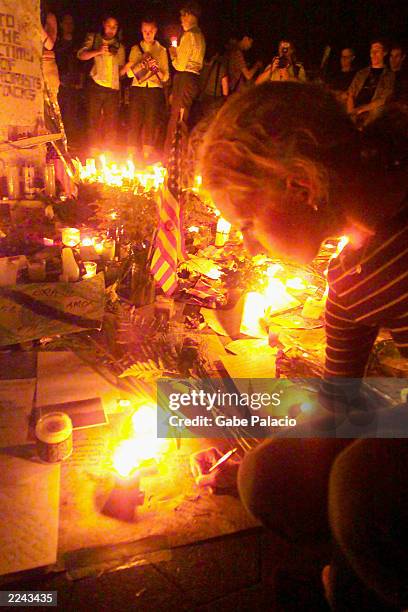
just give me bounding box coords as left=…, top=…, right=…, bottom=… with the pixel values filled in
left=278, top=55, right=289, bottom=69
left=277, top=45, right=290, bottom=69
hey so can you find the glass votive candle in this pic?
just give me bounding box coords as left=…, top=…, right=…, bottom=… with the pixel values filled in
left=27, top=258, right=46, bottom=281
left=83, top=261, right=97, bottom=278
left=80, top=237, right=96, bottom=260
left=93, top=238, right=104, bottom=255
left=101, top=238, right=115, bottom=261
left=62, top=227, right=80, bottom=247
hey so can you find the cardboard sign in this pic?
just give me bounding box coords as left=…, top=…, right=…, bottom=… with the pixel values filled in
left=0, top=1, right=43, bottom=140
left=0, top=272, right=105, bottom=345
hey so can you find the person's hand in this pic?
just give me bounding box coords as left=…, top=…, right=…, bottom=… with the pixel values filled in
left=190, top=447, right=240, bottom=492
left=147, top=58, right=159, bottom=70
left=99, top=43, right=110, bottom=56
left=271, top=57, right=280, bottom=72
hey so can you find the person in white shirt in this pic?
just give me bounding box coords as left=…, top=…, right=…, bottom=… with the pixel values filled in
left=121, top=19, right=169, bottom=161
left=164, top=1, right=206, bottom=157
left=77, top=15, right=125, bottom=150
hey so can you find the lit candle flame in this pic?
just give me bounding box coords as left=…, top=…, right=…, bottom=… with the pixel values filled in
left=75, top=154, right=166, bottom=192
left=112, top=404, right=167, bottom=477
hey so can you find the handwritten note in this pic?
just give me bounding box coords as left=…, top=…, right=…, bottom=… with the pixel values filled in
left=69, top=430, right=110, bottom=470
left=0, top=2, right=43, bottom=133
left=0, top=454, right=60, bottom=576
left=0, top=274, right=105, bottom=346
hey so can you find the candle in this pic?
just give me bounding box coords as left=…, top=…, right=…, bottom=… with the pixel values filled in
left=215, top=217, right=231, bottom=247
left=44, top=162, right=56, bottom=197
left=101, top=238, right=115, bottom=261
left=6, top=166, right=20, bottom=199
left=62, top=227, right=80, bottom=247
left=102, top=470, right=145, bottom=522
left=35, top=412, right=73, bottom=463
left=85, top=158, right=96, bottom=176
left=170, top=37, right=178, bottom=48
left=80, top=237, right=96, bottom=261
left=94, top=239, right=104, bottom=255
left=83, top=261, right=97, bottom=279
left=60, top=247, right=80, bottom=282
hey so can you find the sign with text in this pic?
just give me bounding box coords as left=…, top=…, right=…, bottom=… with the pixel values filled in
left=0, top=272, right=105, bottom=345
left=0, top=0, right=43, bottom=138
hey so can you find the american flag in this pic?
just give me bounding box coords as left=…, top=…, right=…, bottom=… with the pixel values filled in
left=150, top=114, right=186, bottom=296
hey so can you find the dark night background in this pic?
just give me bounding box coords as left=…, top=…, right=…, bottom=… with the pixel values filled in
left=48, top=0, right=408, bottom=69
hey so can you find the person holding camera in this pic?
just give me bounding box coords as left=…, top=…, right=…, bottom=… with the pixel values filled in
left=77, top=14, right=125, bottom=151
left=121, top=19, right=169, bottom=161
left=256, top=40, right=306, bottom=84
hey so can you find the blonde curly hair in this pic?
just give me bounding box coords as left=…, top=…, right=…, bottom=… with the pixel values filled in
left=200, top=82, right=359, bottom=220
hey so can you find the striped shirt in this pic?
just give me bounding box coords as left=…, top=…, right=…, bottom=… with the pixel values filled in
left=323, top=202, right=408, bottom=389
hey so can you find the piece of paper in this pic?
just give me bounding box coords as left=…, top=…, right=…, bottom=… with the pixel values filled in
left=220, top=352, right=276, bottom=380
left=0, top=273, right=105, bottom=346
left=225, top=338, right=278, bottom=358
left=67, top=428, right=111, bottom=471
left=39, top=397, right=107, bottom=430
left=0, top=379, right=36, bottom=448
left=201, top=295, right=245, bottom=337
left=36, top=351, right=120, bottom=414
left=0, top=454, right=60, bottom=576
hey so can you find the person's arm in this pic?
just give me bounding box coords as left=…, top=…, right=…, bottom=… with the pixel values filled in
left=347, top=71, right=362, bottom=115
left=354, top=72, right=395, bottom=114
left=172, top=32, right=192, bottom=72
left=155, top=46, right=169, bottom=83
left=42, top=12, right=57, bottom=50
left=77, top=34, right=105, bottom=61
left=238, top=50, right=262, bottom=81
left=122, top=45, right=143, bottom=78
left=255, top=64, right=272, bottom=85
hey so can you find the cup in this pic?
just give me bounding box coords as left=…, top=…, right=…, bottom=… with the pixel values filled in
left=83, top=261, right=97, bottom=278
left=62, top=227, right=80, bottom=247
left=101, top=238, right=115, bottom=261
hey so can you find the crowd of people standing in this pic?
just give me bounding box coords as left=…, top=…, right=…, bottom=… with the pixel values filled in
left=40, top=1, right=407, bottom=164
